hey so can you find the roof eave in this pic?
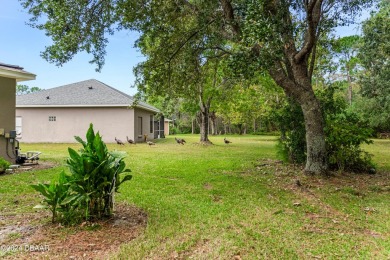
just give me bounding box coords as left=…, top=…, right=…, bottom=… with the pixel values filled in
left=16, top=104, right=129, bottom=108
left=16, top=104, right=160, bottom=113
left=134, top=104, right=160, bottom=113
left=0, top=68, right=36, bottom=82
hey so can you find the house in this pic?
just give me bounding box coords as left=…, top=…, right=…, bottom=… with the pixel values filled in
left=164, top=119, right=172, bottom=136
left=0, top=62, right=36, bottom=162
left=16, top=79, right=162, bottom=143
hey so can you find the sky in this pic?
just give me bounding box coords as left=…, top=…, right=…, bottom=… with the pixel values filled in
left=0, top=1, right=372, bottom=95
left=0, top=1, right=144, bottom=95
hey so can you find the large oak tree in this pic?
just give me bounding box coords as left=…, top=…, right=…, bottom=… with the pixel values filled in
left=21, top=0, right=373, bottom=174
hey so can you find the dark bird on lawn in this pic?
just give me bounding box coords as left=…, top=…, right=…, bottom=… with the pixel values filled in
left=147, top=141, right=156, bottom=146
left=224, top=138, right=232, bottom=144
left=115, top=137, right=125, bottom=145
left=126, top=136, right=135, bottom=144
left=175, top=137, right=186, bottom=145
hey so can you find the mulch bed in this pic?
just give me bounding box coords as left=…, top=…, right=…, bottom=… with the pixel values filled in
left=1, top=203, right=147, bottom=259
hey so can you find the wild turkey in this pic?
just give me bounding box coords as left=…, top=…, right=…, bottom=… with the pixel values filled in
left=126, top=136, right=135, bottom=144
left=115, top=137, right=125, bottom=145
left=147, top=141, right=156, bottom=146
left=175, top=137, right=186, bottom=145
left=224, top=137, right=232, bottom=144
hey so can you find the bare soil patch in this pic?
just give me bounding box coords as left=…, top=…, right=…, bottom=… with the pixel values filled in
left=254, top=159, right=390, bottom=239
left=254, top=159, right=390, bottom=192
left=1, top=203, right=147, bottom=259
left=0, top=161, right=57, bottom=176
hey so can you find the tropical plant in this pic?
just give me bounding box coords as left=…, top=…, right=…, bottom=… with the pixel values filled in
left=31, top=171, right=71, bottom=223
left=66, top=124, right=132, bottom=219
left=32, top=124, right=132, bottom=223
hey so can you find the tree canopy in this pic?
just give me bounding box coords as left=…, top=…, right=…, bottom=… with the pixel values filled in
left=21, top=0, right=375, bottom=174
left=357, top=0, right=390, bottom=130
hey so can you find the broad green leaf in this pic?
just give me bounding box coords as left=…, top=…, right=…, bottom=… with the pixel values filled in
left=68, top=148, right=81, bottom=163
left=61, top=194, right=80, bottom=205
left=74, top=135, right=87, bottom=148
left=120, top=175, right=133, bottom=185
left=31, top=183, right=51, bottom=198
left=86, top=123, right=95, bottom=145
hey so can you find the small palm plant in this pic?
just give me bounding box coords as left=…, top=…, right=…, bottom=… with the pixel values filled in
left=32, top=124, right=132, bottom=223
left=66, top=124, right=132, bottom=219
left=31, top=171, right=71, bottom=223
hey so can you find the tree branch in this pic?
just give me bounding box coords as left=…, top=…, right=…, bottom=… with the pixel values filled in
left=220, top=0, right=241, bottom=38
left=269, top=61, right=307, bottom=101
left=167, top=18, right=216, bottom=63
left=294, top=0, right=323, bottom=63
left=308, top=26, right=323, bottom=80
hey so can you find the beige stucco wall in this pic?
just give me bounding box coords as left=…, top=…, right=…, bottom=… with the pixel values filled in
left=0, top=77, right=16, bottom=162
left=134, top=108, right=155, bottom=142
left=16, top=107, right=138, bottom=143
left=164, top=121, right=170, bottom=136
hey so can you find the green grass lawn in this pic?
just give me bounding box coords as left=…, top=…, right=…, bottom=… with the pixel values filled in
left=1, top=135, right=389, bottom=259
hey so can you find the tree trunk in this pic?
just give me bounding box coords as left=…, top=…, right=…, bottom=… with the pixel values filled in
left=270, top=66, right=328, bottom=174
left=348, top=85, right=352, bottom=106
left=300, top=91, right=328, bottom=174
left=191, top=117, right=195, bottom=134
left=347, top=64, right=353, bottom=105
left=200, top=107, right=210, bottom=142
left=199, top=95, right=212, bottom=143
left=210, top=111, right=217, bottom=135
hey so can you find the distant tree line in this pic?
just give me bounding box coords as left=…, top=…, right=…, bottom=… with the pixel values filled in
left=16, top=84, right=42, bottom=95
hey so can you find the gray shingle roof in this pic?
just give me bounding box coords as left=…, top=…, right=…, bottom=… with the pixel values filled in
left=0, top=62, right=25, bottom=70
left=16, top=79, right=159, bottom=113
left=0, top=61, right=36, bottom=81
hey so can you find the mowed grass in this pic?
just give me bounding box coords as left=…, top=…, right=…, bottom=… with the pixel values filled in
left=1, top=135, right=389, bottom=259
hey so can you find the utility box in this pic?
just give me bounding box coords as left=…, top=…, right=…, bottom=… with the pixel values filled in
left=9, top=130, right=17, bottom=138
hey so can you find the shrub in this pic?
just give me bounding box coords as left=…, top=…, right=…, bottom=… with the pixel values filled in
left=171, top=127, right=179, bottom=135
left=0, top=157, right=11, bottom=174
left=274, top=84, right=374, bottom=172
left=319, top=85, right=374, bottom=172
left=325, top=111, right=374, bottom=172
left=32, top=124, right=132, bottom=223
left=272, top=98, right=306, bottom=164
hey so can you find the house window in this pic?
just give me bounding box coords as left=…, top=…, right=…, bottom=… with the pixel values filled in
left=138, top=117, right=143, bottom=135
left=49, top=116, right=56, bottom=122
left=150, top=115, right=153, bottom=133
left=16, top=116, right=22, bottom=135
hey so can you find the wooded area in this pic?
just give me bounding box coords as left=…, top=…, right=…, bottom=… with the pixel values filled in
left=20, top=0, right=389, bottom=174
